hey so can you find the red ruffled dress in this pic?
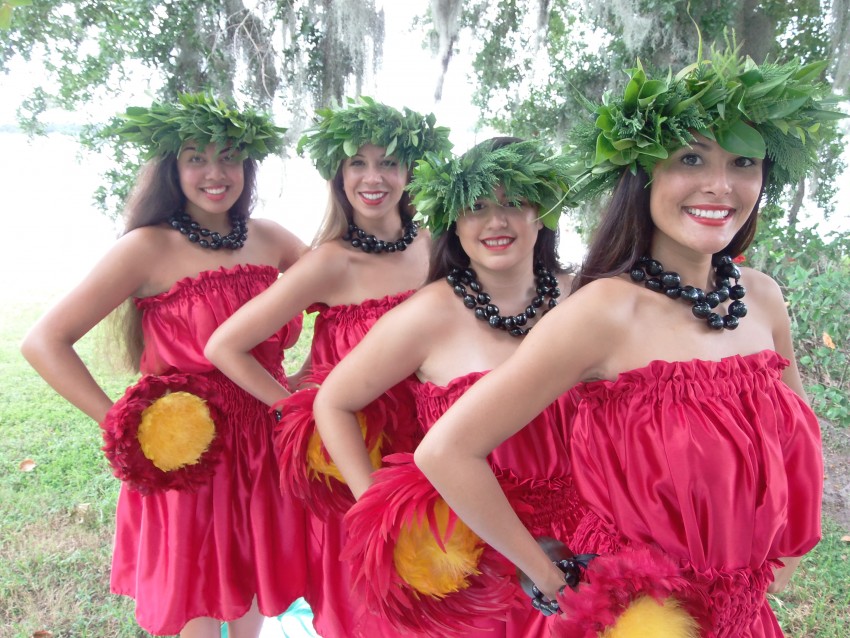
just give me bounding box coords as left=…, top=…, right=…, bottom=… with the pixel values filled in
left=275, top=292, right=420, bottom=638
left=110, top=265, right=309, bottom=636
left=557, top=351, right=823, bottom=638
left=344, top=371, right=584, bottom=637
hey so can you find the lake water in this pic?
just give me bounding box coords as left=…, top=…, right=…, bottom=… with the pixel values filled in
left=1, top=131, right=328, bottom=301
left=2, top=130, right=592, bottom=306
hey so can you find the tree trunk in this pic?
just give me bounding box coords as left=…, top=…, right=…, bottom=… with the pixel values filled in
left=735, top=0, right=775, bottom=62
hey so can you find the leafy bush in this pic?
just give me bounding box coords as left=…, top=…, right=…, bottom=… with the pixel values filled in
left=749, top=212, right=850, bottom=427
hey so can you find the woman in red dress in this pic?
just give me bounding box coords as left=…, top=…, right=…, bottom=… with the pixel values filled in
left=415, top=46, right=839, bottom=637
left=312, top=137, right=582, bottom=636
left=205, top=97, right=452, bottom=637
left=22, top=94, right=308, bottom=637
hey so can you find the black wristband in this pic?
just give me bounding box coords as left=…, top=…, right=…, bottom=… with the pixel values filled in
left=528, top=552, right=597, bottom=615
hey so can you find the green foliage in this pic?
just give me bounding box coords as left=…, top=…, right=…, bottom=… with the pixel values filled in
left=749, top=218, right=850, bottom=427
left=0, top=0, right=31, bottom=31
left=449, top=0, right=848, bottom=230
left=296, top=96, right=453, bottom=180
left=108, top=92, right=287, bottom=161
left=567, top=41, right=847, bottom=206
left=2, top=0, right=386, bottom=216
left=457, top=0, right=741, bottom=139
left=409, top=139, right=573, bottom=235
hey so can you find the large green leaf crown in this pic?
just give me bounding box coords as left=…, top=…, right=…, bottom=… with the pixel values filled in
left=568, top=37, right=847, bottom=203
left=409, top=139, right=574, bottom=236
left=108, top=92, right=286, bottom=161
left=296, top=96, right=453, bottom=180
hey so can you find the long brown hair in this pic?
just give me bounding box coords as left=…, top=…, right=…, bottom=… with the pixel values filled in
left=113, top=154, right=258, bottom=370
left=573, top=160, right=771, bottom=291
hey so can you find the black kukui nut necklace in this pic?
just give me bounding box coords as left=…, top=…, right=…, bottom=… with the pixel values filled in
left=344, top=220, right=419, bottom=254
left=630, top=254, right=747, bottom=330
left=168, top=210, right=247, bottom=250
left=447, top=263, right=560, bottom=337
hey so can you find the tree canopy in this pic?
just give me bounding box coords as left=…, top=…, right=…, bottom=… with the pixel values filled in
left=1, top=0, right=384, bottom=133
left=2, top=0, right=847, bottom=219
left=422, top=0, right=848, bottom=221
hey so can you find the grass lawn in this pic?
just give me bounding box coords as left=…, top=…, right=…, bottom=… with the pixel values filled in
left=1, top=293, right=847, bottom=636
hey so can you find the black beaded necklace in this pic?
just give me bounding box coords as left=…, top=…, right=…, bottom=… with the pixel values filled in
left=344, top=220, right=418, bottom=254
left=168, top=210, right=247, bottom=250
left=447, top=264, right=560, bottom=337
left=630, top=254, right=747, bottom=330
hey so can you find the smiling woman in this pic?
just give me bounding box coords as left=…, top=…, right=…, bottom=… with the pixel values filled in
left=412, top=42, right=841, bottom=638
left=19, top=93, right=312, bottom=637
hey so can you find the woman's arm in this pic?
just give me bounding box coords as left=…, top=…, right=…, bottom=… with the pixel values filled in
left=314, top=291, right=432, bottom=499
left=415, top=288, right=614, bottom=599
left=20, top=231, right=157, bottom=423
left=205, top=247, right=343, bottom=406
left=760, top=271, right=814, bottom=592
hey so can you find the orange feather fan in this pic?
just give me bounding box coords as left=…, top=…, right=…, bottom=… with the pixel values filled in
left=101, top=373, right=225, bottom=494
left=273, top=380, right=397, bottom=518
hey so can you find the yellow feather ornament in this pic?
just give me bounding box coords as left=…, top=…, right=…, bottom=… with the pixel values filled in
left=602, top=595, right=700, bottom=638
left=393, top=499, right=484, bottom=597
left=137, top=391, right=216, bottom=471
left=306, top=411, right=383, bottom=483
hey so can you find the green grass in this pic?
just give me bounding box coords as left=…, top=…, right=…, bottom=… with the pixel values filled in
left=770, top=518, right=850, bottom=636
left=0, top=295, right=313, bottom=637
left=1, top=295, right=848, bottom=636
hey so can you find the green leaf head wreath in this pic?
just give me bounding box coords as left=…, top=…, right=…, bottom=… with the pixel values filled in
left=408, top=139, right=574, bottom=237
left=108, top=92, right=286, bottom=161
left=567, top=34, right=847, bottom=203
left=296, top=96, right=453, bottom=180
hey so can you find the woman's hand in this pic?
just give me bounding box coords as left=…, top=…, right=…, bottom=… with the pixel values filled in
left=768, top=556, right=802, bottom=593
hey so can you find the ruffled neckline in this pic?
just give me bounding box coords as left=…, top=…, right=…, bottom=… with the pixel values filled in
left=577, top=349, right=788, bottom=400
left=414, top=370, right=489, bottom=396
left=307, top=289, right=416, bottom=317
left=136, top=264, right=277, bottom=307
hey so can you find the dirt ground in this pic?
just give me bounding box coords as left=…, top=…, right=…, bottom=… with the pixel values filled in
left=821, top=419, right=850, bottom=532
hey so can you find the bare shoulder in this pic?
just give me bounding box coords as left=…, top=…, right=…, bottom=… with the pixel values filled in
left=740, top=267, right=787, bottom=316
left=528, top=276, right=634, bottom=375
left=740, top=266, right=783, bottom=299
left=300, top=240, right=350, bottom=275
left=740, top=266, right=790, bottom=330
left=279, top=240, right=353, bottom=297
left=116, top=225, right=167, bottom=253
left=99, top=226, right=168, bottom=279
left=566, top=276, right=640, bottom=315
left=248, top=218, right=308, bottom=268
left=379, top=280, right=452, bottom=335
left=410, top=279, right=457, bottom=316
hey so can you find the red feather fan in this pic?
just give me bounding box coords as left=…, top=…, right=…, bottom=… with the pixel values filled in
left=342, top=453, right=526, bottom=635
left=273, top=378, right=400, bottom=518
left=553, top=545, right=700, bottom=637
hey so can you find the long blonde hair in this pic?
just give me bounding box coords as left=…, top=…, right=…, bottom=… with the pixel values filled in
left=311, top=162, right=415, bottom=248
